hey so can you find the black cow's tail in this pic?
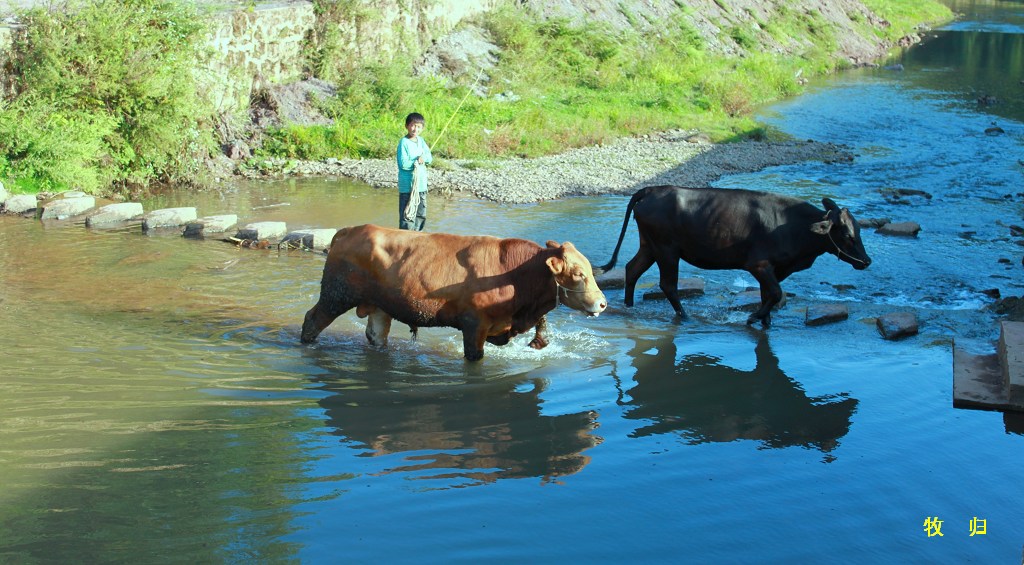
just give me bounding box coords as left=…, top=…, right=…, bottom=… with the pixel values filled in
left=596, top=187, right=651, bottom=273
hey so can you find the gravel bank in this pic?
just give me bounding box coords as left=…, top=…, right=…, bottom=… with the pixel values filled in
left=261, top=131, right=854, bottom=203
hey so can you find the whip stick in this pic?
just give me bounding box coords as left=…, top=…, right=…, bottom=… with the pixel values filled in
left=430, top=70, right=484, bottom=151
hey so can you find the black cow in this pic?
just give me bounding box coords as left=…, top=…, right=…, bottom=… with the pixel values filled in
left=599, top=185, right=871, bottom=327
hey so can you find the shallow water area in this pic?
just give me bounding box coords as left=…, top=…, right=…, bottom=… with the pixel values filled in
left=3, top=2, right=1024, bottom=562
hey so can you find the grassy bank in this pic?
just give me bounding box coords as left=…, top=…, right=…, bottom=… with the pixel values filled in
left=262, top=0, right=952, bottom=163
left=0, top=0, right=951, bottom=195
left=0, top=0, right=213, bottom=194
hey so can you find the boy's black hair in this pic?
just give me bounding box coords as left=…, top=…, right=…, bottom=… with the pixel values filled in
left=405, top=112, right=425, bottom=126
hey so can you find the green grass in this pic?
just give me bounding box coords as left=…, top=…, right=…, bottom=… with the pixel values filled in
left=0, top=0, right=213, bottom=194
left=0, top=0, right=952, bottom=193
left=263, top=1, right=949, bottom=162
left=860, top=0, right=953, bottom=42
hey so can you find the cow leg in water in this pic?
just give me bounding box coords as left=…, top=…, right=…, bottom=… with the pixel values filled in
left=460, top=315, right=488, bottom=361
left=301, top=270, right=359, bottom=343
left=747, top=261, right=783, bottom=328
left=363, top=307, right=393, bottom=346
left=527, top=315, right=548, bottom=350
left=623, top=245, right=656, bottom=307
left=301, top=299, right=355, bottom=343
left=654, top=254, right=687, bottom=318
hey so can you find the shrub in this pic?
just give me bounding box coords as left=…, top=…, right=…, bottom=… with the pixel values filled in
left=0, top=0, right=213, bottom=194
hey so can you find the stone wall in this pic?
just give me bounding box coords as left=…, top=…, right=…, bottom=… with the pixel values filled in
left=0, top=0, right=501, bottom=114
left=202, top=3, right=318, bottom=114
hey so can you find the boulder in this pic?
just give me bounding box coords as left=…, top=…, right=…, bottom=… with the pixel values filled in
left=3, top=194, right=37, bottom=214
left=877, top=221, right=921, bottom=237
left=142, top=207, right=198, bottom=231
left=40, top=195, right=96, bottom=220
left=86, top=202, right=144, bottom=227
left=643, top=278, right=705, bottom=300
left=805, top=304, right=849, bottom=326
left=0, top=180, right=8, bottom=205
left=877, top=312, right=919, bottom=340
left=235, top=221, right=287, bottom=241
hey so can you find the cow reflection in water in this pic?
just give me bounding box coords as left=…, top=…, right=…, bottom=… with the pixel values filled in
left=314, top=374, right=601, bottom=485
left=621, top=332, right=856, bottom=457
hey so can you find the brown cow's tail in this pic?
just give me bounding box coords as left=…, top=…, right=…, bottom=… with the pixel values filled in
left=596, top=187, right=651, bottom=274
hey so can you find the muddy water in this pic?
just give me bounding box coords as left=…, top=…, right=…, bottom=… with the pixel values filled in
left=4, top=3, right=1024, bottom=562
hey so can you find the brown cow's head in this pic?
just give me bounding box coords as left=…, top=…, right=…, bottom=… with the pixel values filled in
left=811, top=198, right=872, bottom=270
left=545, top=241, right=608, bottom=316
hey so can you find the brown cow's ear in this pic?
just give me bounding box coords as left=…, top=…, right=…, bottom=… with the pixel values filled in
left=810, top=220, right=832, bottom=234
left=546, top=256, right=565, bottom=275
left=546, top=240, right=560, bottom=249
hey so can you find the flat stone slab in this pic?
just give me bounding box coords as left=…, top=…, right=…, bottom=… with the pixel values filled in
left=40, top=195, right=95, bottom=220
left=595, top=268, right=625, bottom=290
left=998, top=320, right=1024, bottom=403
left=643, top=278, right=705, bottom=300
left=805, top=303, right=849, bottom=326
left=3, top=194, right=37, bottom=214
left=877, top=311, right=919, bottom=340
left=85, top=202, right=144, bottom=227
left=876, top=221, right=921, bottom=237
left=142, top=207, right=198, bottom=231
left=953, top=345, right=1012, bottom=410
left=182, top=214, right=239, bottom=238
left=730, top=290, right=762, bottom=312
left=235, top=221, right=287, bottom=241
left=279, top=228, right=336, bottom=251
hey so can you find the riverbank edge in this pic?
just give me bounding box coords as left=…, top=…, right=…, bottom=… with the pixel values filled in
left=233, top=132, right=855, bottom=204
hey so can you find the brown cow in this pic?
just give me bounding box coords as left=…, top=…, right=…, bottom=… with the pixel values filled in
left=300, top=224, right=607, bottom=361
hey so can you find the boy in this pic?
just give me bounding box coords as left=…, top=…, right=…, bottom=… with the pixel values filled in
left=396, top=112, right=433, bottom=231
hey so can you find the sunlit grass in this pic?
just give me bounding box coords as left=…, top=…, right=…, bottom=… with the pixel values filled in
left=266, top=1, right=950, bottom=162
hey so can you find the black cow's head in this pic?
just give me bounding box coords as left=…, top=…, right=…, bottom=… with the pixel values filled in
left=810, top=198, right=872, bottom=270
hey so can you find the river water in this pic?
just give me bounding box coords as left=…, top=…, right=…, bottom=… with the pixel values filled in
left=2, top=2, right=1024, bottom=562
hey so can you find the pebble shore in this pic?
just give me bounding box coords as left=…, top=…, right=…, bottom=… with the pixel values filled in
left=246, top=131, right=855, bottom=204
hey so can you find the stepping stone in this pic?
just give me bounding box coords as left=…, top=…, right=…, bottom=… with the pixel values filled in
left=643, top=278, right=705, bottom=300
left=182, top=214, right=238, bottom=238
left=86, top=202, right=144, bottom=227
left=877, top=312, right=918, bottom=340
left=235, top=221, right=287, bottom=241
left=142, top=207, right=198, bottom=231
left=730, top=290, right=762, bottom=311
left=876, top=221, right=921, bottom=237
left=805, top=304, right=849, bottom=326
left=279, top=228, right=337, bottom=251
left=40, top=195, right=95, bottom=220
left=595, top=268, right=625, bottom=290
left=999, top=320, right=1024, bottom=404
left=953, top=322, right=1024, bottom=412
left=952, top=345, right=1006, bottom=409
left=3, top=194, right=37, bottom=214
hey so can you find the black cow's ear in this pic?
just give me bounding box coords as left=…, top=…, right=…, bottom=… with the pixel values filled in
left=822, top=198, right=839, bottom=212
left=810, top=220, right=832, bottom=234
